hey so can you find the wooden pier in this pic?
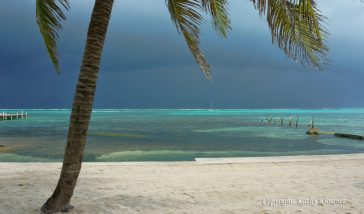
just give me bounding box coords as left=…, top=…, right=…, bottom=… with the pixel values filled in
left=334, top=133, right=364, bottom=140
left=306, top=128, right=364, bottom=140
left=0, top=111, right=28, bottom=121
left=260, top=116, right=364, bottom=141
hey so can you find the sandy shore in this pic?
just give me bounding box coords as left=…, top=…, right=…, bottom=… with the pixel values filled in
left=1, top=154, right=364, bottom=214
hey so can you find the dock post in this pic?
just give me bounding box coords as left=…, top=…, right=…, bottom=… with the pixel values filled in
left=296, top=116, right=299, bottom=127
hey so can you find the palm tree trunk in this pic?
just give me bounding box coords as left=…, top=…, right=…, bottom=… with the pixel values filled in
left=41, top=0, right=114, bottom=213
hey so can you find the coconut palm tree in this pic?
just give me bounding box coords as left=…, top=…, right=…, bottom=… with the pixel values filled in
left=36, top=0, right=328, bottom=213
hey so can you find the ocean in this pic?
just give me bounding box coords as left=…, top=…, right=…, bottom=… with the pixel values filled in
left=0, top=109, right=363, bottom=162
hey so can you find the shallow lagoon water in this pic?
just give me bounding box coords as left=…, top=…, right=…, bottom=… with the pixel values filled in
left=0, top=109, right=363, bottom=161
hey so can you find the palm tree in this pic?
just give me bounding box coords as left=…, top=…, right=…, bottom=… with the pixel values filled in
left=36, top=0, right=328, bottom=213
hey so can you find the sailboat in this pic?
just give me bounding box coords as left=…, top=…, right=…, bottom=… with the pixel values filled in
left=208, top=99, right=215, bottom=111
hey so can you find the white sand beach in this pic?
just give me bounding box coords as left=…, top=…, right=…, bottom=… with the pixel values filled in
left=1, top=154, right=364, bottom=214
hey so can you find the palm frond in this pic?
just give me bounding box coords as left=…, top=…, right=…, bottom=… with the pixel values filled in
left=201, top=0, right=231, bottom=38
left=251, top=0, right=329, bottom=70
left=166, top=0, right=211, bottom=80
left=36, top=0, right=70, bottom=73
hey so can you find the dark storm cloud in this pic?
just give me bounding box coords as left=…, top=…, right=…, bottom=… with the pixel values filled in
left=0, top=0, right=363, bottom=108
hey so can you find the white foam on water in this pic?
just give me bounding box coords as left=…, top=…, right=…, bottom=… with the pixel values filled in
left=0, top=153, right=56, bottom=162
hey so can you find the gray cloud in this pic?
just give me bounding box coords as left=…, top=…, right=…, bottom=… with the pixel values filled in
left=0, top=0, right=363, bottom=108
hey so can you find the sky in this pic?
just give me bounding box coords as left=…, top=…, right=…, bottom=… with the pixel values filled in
left=0, top=0, right=364, bottom=109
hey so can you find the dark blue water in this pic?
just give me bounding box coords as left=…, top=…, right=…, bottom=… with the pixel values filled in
left=0, top=109, right=363, bottom=161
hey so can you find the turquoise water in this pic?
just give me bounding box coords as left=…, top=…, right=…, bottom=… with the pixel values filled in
left=0, top=109, right=363, bottom=162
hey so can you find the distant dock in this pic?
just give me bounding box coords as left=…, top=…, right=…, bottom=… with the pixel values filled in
left=306, top=128, right=364, bottom=140
left=0, top=111, right=28, bottom=121
left=260, top=115, right=364, bottom=141
left=334, top=133, right=364, bottom=140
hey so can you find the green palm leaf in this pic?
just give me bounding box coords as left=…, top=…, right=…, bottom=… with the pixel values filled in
left=201, top=0, right=231, bottom=38
left=36, top=0, right=70, bottom=73
left=251, top=0, right=329, bottom=69
left=166, top=0, right=211, bottom=80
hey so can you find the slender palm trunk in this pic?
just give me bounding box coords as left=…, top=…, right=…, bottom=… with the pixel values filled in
left=41, top=0, right=113, bottom=213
